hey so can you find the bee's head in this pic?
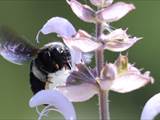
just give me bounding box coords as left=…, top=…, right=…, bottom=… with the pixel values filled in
left=35, top=42, right=71, bottom=73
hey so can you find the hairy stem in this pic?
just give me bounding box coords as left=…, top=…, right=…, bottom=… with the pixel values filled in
left=95, top=22, right=104, bottom=77
left=99, top=90, right=110, bottom=120
left=95, top=23, right=110, bottom=120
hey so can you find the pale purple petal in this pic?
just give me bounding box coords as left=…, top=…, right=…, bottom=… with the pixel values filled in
left=37, top=17, right=76, bottom=42
left=67, top=64, right=96, bottom=84
left=96, top=2, right=135, bottom=22
left=101, top=28, right=128, bottom=41
left=110, top=65, right=154, bottom=93
left=70, top=48, right=83, bottom=67
left=141, top=93, right=160, bottom=120
left=29, top=90, right=76, bottom=120
left=57, top=83, right=98, bottom=102
left=100, top=63, right=117, bottom=80
left=66, top=0, right=96, bottom=23
left=104, top=37, right=141, bottom=52
left=101, top=28, right=141, bottom=52
left=99, top=63, right=117, bottom=90
left=63, top=30, right=101, bottom=52
left=89, top=0, right=113, bottom=7
left=64, top=38, right=101, bottom=52
left=82, top=53, right=93, bottom=64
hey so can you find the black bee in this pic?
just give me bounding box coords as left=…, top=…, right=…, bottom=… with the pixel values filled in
left=0, top=26, right=72, bottom=94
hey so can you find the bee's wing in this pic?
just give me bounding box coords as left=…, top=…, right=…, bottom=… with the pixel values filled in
left=0, top=26, right=38, bottom=65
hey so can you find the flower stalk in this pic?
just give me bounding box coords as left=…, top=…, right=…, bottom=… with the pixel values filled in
left=95, top=21, right=109, bottom=120
left=98, top=89, right=110, bottom=120
left=95, top=22, right=104, bottom=77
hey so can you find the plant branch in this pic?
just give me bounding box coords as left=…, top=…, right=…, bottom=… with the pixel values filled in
left=95, top=22, right=110, bottom=120
left=98, top=90, right=110, bottom=120
left=95, top=22, right=104, bottom=77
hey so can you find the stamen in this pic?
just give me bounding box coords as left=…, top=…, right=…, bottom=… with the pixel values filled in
left=37, top=105, right=60, bottom=120
left=36, top=30, right=41, bottom=43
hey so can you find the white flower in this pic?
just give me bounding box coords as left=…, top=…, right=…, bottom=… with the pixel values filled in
left=141, top=93, right=160, bottom=120
left=29, top=90, right=76, bottom=120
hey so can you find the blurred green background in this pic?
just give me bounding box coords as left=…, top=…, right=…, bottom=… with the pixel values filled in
left=0, top=0, right=159, bottom=119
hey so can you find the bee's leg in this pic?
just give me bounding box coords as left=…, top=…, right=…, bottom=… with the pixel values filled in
left=46, top=76, right=53, bottom=83
left=30, top=71, right=45, bottom=94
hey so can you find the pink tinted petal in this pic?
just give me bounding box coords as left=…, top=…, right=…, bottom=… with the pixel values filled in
left=67, top=64, right=96, bottom=85
left=101, top=28, right=142, bottom=52
left=111, top=72, right=153, bottom=93
left=67, top=0, right=96, bottom=23
left=110, top=64, right=154, bottom=93
left=99, top=63, right=117, bottom=90
left=104, top=37, right=141, bottom=52
left=63, top=37, right=101, bottom=52
left=70, top=48, right=82, bottom=66
left=63, top=29, right=101, bottom=52
left=96, top=2, right=135, bottom=22
left=38, top=17, right=76, bottom=39
left=101, top=28, right=128, bottom=41
left=82, top=53, right=93, bottom=64
left=90, top=0, right=113, bottom=7
left=101, top=63, right=117, bottom=79
left=141, top=93, right=160, bottom=120
left=75, top=29, right=92, bottom=39
left=57, top=83, right=98, bottom=102
left=29, top=90, right=76, bottom=120
left=89, top=0, right=103, bottom=6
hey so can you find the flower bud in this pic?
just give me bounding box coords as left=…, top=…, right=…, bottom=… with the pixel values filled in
left=115, top=54, right=128, bottom=74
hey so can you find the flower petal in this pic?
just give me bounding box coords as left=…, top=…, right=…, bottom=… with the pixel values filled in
left=66, top=0, right=96, bottom=23
left=104, top=37, right=140, bottom=52
left=82, top=52, right=93, bottom=64
left=66, top=38, right=99, bottom=52
left=110, top=65, right=154, bottom=93
left=37, top=17, right=76, bottom=42
left=89, top=0, right=113, bottom=7
left=70, top=48, right=83, bottom=66
left=110, top=54, right=154, bottom=93
left=141, top=93, right=160, bottom=120
left=57, top=83, right=98, bottom=102
left=101, top=28, right=141, bottom=52
left=101, top=28, right=129, bottom=41
left=100, top=63, right=117, bottom=80
left=67, top=64, right=96, bottom=84
left=29, top=90, right=76, bottom=120
left=99, top=63, right=117, bottom=90
left=63, top=30, right=101, bottom=52
left=96, top=2, right=135, bottom=22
